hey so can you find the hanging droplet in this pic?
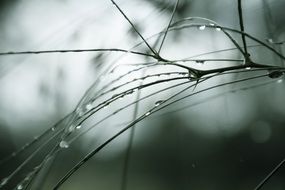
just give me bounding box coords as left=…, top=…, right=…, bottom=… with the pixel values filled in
left=17, top=184, right=23, bottom=190
left=103, top=104, right=109, bottom=109
left=216, top=27, right=221, bottom=31
left=268, top=70, right=284, bottom=79
left=196, top=60, right=205, bottom=65
left=198, top=25, right=206, bottom=30
left=155, top=100, right=164, bottom=107
left=59, top=141, right=69, bottom=148
left=145, top=111, right=151, bottom=116
left=76, top=125, right=82, bottom=130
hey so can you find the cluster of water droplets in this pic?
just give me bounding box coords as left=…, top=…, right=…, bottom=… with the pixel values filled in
left=198, top=23, right=222, bottom=32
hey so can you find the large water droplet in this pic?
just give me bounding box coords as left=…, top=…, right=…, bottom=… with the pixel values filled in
left=145, top=111, right=151, bottom=116
left=17, top=184, right=23, bottom=190
left=59, top=141, right=69, bottom=148
left=155, top=100, right=164, bottom=107
left=198, top=25, right=206, bottom=30
left=268, top=70, right=284, bottom=79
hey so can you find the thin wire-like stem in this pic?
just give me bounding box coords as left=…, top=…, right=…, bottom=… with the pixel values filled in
left=237, top=0, right=248, bottom=57
left=254, top=158, right=285, bottom=190
left=169, top=23, right=285, bottom=61
left=109, top=0, right=158, bottom=57
left=0, top=48, right=157, bottom=59
left=53, top=73, right=269, bottom=190
left=158, top=0, right=179, bottom=54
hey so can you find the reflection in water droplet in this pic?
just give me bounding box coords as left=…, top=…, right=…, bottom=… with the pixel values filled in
left=155, top=100, right=164, bottom=107
left=145, top=111, right=151, bottom=116
left=59, top=141, right=69, bottom=148
left=17, top=184, right=23, bottom=190
left=198, top=25, right=206, bottom=30
left=76, top=125, right=82, bottom=129
left=245, top=67, right=251, bottom=70
left=268, top=70, right=284, bottom=79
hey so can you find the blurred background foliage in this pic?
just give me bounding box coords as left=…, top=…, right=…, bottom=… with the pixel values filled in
left=0, top=0, right=285, bottom=189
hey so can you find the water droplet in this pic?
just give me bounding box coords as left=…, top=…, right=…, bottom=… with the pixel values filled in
left=59, top=141, right=69, bottom=148
left=51, top=127, right=55, bottom=131
left=245, top=67, right=251, bottom=70
left=155, top=100, right=164, bottom=107
left=119, top=95, right=125, bottom=100
left=0, top=178, right=8, bottom=186
left=68, top=125, right=75, bottom=133
left=17, top=184, right=23, bottom=190
left=216, top=27, right=221, bottom=31
left=196, top=60, right=205, bottom=65
left=198, top=25, right=206, bottom=30
left=85, top=103, right=93, bottom=111
left=145, top=111, right=151, bottom=116
left=209, top=23, right=215, bottom=26
left=266, top=38, right=274, bottom=44
left=277, top=79, right=283, bottom=83
left=76, top=125, right=82, bottom=129
left=268, top=70, right=284, bottom=79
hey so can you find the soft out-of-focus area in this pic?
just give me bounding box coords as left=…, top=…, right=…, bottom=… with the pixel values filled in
left=0, top=0, right=285, bottom=189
